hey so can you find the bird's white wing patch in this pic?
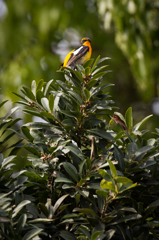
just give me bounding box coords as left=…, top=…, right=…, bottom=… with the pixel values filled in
left=73, top=46, right=83, bottom=56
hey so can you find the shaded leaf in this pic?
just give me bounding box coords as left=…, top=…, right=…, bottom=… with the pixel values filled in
left=107, top=159, right=117, bottom=178
left=125, top=107, right=133, bottom=131
left=12, top=200, right=31, bottom=218
left=110, top=214, right=142, bottom=225
left=22, top=228, right=43, bottom=240
left=133, top=115, right=153, bottom=132
left=63, top=162, right=79, bottom=182
left=88, top=129, right=114, bottom=142
left=60, top=231, right=77, bottom=240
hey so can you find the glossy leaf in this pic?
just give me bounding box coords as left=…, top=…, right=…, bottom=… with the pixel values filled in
left=100, top=179, right=115, bottom=192
left=114, top=176, right=132, bottom=183
left=91, top=231, right=103, bottom=240
left=36, top=79, right=44, bottom=91
left=84, top=58, right=94, bottom=68
left=31, top=80, right=36, bottom=96
left=59, top=231, right=77, bottom=240
left=133, top=115, right=153, bottom=132
left=114, top=146, right=125, bottom=171
left=134, top=145, right=154, bottom=161
left=22, top=228, right=43, bottom=240
left=65, top=144, right=84, bottom=160
left=125, top=107, right=133, bottom=131
left=44, top=79, right=53, bottom=96
left=105, top=229, right=116, bottom=240
left=63, top=162, right=79, bottom=182
left=12, top=200, right=31, bottom=218
left=110, top=214, right=142, bottom=225
left=91, top=55, right=100, bottom=72
left=88, top=129, right=114, bottom=142
left=107, top=159, right=117, bottom=178
left=41, top=97, right=50, bottom=112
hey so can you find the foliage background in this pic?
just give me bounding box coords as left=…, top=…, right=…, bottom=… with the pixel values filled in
left=0, top=0, right=159, bottom=130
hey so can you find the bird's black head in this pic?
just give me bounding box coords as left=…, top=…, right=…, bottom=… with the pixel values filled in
left=81, top=37, right=91, bottom=44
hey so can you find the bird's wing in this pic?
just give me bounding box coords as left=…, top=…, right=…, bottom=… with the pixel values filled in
left=67, top=45, right=89, bottom=67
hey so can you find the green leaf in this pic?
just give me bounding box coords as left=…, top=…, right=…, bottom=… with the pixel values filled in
left=79, top=159, right=87, bottom=177
left=76, top=64, right=85, bottom=73
left=114, top=146, right=125, bottom=171
left=88, top=129, right=115, bottom=142
left=118, top=182, right=137, bottom=193
left=74, top=208, right=98, bottom=217
left=36, top=89, right=44, bottom=103
left=36, top=79, right=44, bottom=91
left=74, top=70, right=84, bottom=83
left=85, top=66, right=91, bottom=76
left=38, top=203, right=49, bottom=217
left=146, top=199, right=159, bottom=210
left=65, top=144, right=84, bottom=160
left=31, top=80, right=36, bottom=96
left=91, top=71, right=107, bottom=81
left=110, top=214, right=142, bottom=225
left=63, top=162, right=79, bottom=182
left=98, top=169, right=114, bottom=184
left=79, top=225, right=91, bottom=239
left=21, top=126, right=34, bottom=141
left=22, top=228, right=43, bottom=240
left=86, top=80, right=97, bottom=90
left=53, top=194, right=69, bottom=215
left=96, top=190, right=108, bottom=200
left=91, top=55, right=100, bottom=73
left=147, top=138, right=155, bottom=146
left=22, top=86, right=36, bottom=101
left=44, top=79, right=53, bottom=96
left=3, top=106, right=19, bottom=120
left=49, top=94, right=54, bottom=113
left=100, top=179, right=115, bottom=192
left=60, top=110, right=76, bottom=118
left=0, top=100, right=8, bottom=109
left=62, top=119, right=77, bottom=127
left=133, top=115, right=153, bottom=132
left=91, top=231, right=103, bottom=240
left=107, top=159, right=117, bottom=178
left=68, top=90, right=83, bottom=104
left=12, top=92, right=26, bottom=101
left=92, top=65, right=108, bottom=76
left=2, top=155, right=16, bottom=168
left=114, top=176, right=132, bottom=183
left=41, top=97, right=50, bottom=112
left=55, top=177, right=74, bottom=184
left=105, top=229, right=116, bottom=240
left=59, top=231, right=77, bottom=240
left=97, top=57, right=111, bottom=65
left=28, top=218, right=54, bottom=223
left=16, top=214, right=27, bottom=234
left=125, top=107, right=133, bottom=131
left=83, top=88, right=90, bottom=100
left=12, top=200, right=31, bottom=218
left=134, top=145, right=154, bottom=161
left=84, top=58, right=94, bottom=68
left=30, top=129, right=45, bottom=140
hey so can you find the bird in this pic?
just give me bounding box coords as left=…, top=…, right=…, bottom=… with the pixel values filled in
left=61, top=37, right=92, bottom=70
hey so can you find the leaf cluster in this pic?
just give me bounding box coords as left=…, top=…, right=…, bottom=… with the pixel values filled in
left=1, top=57, right=159, bottom=239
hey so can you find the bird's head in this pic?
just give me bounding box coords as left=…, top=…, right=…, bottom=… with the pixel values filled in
left=81, top=37, right=91, bottom=45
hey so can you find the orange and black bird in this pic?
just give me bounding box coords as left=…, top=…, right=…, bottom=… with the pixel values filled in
left=61, top=37, right=92, bottom=70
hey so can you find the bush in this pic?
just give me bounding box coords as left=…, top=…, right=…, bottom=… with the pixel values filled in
left=0, top=57, right=159, bottom=239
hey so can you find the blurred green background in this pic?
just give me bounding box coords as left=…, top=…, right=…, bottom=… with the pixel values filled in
left=0, top=0, right=159, bottom=130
